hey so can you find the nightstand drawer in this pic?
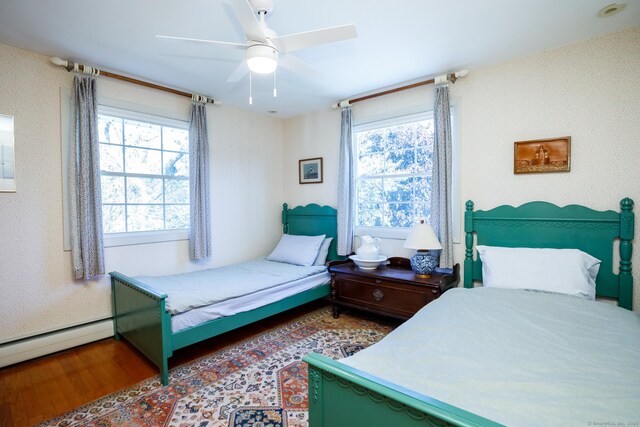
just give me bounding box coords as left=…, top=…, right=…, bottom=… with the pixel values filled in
left=337, top=277, right=437, bottom=319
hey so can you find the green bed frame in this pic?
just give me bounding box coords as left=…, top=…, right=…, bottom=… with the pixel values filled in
left=110, top=203, right=342, bottom=386
left=304, top=198, right=634, bottom=427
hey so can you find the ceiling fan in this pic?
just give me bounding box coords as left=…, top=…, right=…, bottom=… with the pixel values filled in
left=157, top=0, right=357, bottom=83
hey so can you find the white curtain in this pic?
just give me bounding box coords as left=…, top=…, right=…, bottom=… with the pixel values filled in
left=337, top=107, right=354, bottom=256
left=69, top=75, right=105, bottom=279
left=189, top=101, right=211, bottom=260
left=431, top=84, right=454, bottom=268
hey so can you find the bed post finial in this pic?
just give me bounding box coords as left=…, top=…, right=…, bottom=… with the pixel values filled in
left=619, top=198, right=634, bottom=310
left=464, top=201, right=475, bottom=288
left=282, top=203, right=289, bottom=234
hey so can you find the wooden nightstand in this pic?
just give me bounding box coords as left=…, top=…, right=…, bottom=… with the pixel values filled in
left=328, top=258, right=459, bottom=320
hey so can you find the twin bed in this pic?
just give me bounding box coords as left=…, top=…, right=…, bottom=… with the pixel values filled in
left=110, top=203, right=341, bottom=386
left=305, top=198, right=638, bottom=426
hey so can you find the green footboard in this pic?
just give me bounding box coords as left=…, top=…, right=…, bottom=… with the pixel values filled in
left=304, top=353, right=503, bottom=427
left=110, top=272, right=173, bottom=384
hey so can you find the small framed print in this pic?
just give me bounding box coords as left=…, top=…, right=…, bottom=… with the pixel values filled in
left=514, top=136, right=571, bottom=174
left=299, top=157, right=323, bottom=184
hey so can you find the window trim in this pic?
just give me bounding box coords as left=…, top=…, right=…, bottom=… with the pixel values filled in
left=352, top=106, right=460, bottom=243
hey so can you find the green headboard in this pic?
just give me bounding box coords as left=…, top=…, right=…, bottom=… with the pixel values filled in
left=464, top=198, right=634, bottom=309
left=281, top=203, right=346, bottom=262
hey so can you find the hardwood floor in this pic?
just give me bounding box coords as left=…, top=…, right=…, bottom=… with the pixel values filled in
left=0, top=300, right=328, bottom=427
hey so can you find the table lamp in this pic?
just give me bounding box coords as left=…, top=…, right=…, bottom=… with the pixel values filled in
left=403, top=220, right=442, bottom=278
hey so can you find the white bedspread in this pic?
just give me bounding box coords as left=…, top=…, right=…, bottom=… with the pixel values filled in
left=136, top=258, right=326, bottom=315
left=343, top=287, right=640, bottom=427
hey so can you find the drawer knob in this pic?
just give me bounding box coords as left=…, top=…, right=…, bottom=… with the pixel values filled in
left=375, top=279, right=382, bottom=284
left=372, top=288, right=384, bottom=302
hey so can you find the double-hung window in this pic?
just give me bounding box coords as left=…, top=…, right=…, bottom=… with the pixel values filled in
left=98, top=106, right=190, bottom=238
left=354, top=110, right=458, bottom=239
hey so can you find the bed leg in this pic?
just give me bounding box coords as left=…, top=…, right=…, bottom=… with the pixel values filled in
left=161, top=358, right=169, bottom=386
left=332, top=304, right=340, bottom=319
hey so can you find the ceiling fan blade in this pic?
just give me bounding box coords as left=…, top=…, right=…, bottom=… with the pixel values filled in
left=156, top=35, right=247, bottom=50
left=278, top=54, right=322, bottom=80
left=227, top=61, right=249, bottom=82
left=229, top=0, right=267, bottom=42
left=271, top=24, right=357, bottom=53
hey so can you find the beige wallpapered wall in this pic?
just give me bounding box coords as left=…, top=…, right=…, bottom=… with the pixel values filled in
left=0, top=44, right=284, bottom=343
left=283, top=27, right=640, bottom=310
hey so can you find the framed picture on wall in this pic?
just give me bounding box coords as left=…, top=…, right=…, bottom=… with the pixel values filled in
left=299, top=157, right=323, bottom=184
left=514, top=136, right=571, bottom=174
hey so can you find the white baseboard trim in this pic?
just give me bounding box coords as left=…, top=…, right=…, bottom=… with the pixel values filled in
left=0, top=319, right=114, bottom=368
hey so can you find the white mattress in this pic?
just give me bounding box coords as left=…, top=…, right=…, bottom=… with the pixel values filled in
left=171, top=271, right=330, bottom=332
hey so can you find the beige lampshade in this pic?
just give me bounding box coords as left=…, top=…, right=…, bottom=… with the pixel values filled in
left=403, top=220, right=442, bottom=250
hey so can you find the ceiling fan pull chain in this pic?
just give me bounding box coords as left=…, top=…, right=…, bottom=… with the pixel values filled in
left=249, top=71, right=253, bottom=105
left=273, top=69, right=277, bottom=98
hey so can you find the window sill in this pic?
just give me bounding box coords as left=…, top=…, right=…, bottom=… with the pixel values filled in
left=104, top=229, right=189, bottom=248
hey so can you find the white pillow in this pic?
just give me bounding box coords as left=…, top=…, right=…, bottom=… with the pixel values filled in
left=313, top=237, right=333, bottom=266
left=267, top=234, right=326, bottom=266
left=476, top=245, right=601, bottom=300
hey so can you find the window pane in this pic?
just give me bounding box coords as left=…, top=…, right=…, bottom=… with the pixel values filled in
left=103, top=205, right=125, bottom=233
left=98, top=115, right=123, bottom=145
left=126, top=177, right=163, bottom=203
left=358, top=203, right=383, bottom=227
left=415, top=147, right=433, bottom=174
left=127, top=205, right=164, bottom=231
left=100, top=144, right=123, bottom=172
left=165, top=179, right=189, bottom=204
left=381, top=124, right=414, bottom=150
left=357, top=153, right=384, bottom=176
left=356, top=131, right=384, bottom=154
left=415, top=120, right=434, bottom=146
left=385, top=149, right=415, bottom=175
left=357, top=178, right=383, bottom=204
left=124, top=119, right=161, bottom=149
left=414, top=203, right=430, bottom=224
left=101, top=176, right=125, bottom=203
left=413, top=176, right=431, bottom=203
left=384, top=177, right=413, bottom=202
left=164, top=151, right=189, bottom=177
left=166, top=205, right=189, bottom=229
left=163, top=127, right=189, bottom=152
left=384, top=203, right=413, bottom=228
left=125, top=147, right=162, bottom=175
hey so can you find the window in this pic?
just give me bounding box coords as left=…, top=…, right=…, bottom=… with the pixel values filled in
left=354, top=112, right=435, bottom=231
left=98, top=106, right=190, bottom=235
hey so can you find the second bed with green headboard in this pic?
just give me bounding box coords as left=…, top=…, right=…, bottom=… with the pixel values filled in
left=110, top=203, right=342, bottom=385
left=304, top=198, right=636, bottom=427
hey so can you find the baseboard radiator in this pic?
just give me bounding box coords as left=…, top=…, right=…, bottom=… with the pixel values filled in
left=0, top=319, right=114, bottom=368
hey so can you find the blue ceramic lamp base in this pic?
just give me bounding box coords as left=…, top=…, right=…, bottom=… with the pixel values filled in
left=410, top=250, right=438, bottom=278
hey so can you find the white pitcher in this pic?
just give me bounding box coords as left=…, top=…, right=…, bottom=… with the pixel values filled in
left=356, top=235, right=381, bottom=260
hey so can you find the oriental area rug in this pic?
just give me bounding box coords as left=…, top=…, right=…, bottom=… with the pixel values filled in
left=40, top=307, right=395, bottom=427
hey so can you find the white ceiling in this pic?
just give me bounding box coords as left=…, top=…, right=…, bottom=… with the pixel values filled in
left=0, top=0, right=638, bottom=117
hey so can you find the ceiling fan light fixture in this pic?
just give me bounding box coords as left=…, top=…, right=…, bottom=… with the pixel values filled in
left=247, top=44, right=278, bottom=74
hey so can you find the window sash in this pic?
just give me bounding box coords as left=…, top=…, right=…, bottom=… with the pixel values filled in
left=97, top=106, right=189, bottom=235
left=353, top=113, right=434, bottom=230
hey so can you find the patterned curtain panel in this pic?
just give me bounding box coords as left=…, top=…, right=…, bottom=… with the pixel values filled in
left=431, top=84, right=454, bottom=268
left=337, top=107, right=354, bottom=256
left=189, top=101, right=211, bottom=260
left=69, top=75, right=105, bottom=279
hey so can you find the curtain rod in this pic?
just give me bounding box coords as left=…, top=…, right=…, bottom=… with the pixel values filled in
left=50, top=57, right=221, bottom=105
left=331, top=69, right=469, bottom=109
